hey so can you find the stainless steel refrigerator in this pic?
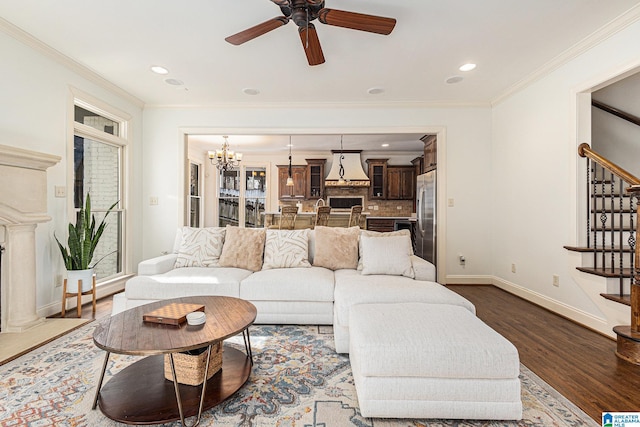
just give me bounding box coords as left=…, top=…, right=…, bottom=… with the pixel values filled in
left=416, top=171, right=436, bottom=267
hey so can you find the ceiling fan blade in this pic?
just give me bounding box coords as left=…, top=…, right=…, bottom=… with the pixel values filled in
left=225, top=16, right=289, bottom=45
left=298, top=24, right=325, bottom=66
left=318, top=8, right=396, bottom=35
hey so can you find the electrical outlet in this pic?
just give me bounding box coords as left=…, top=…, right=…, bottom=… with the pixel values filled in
left=511, top=263, right=516, bottom=273
left=54, top=274, right=63, bottom=287
left=373, top=205, right=379, bottom=211
left=553, top=274, right=560, bottom=287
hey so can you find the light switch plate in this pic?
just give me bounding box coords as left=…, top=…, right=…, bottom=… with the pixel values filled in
left=54, top=186, right=66, bottom=198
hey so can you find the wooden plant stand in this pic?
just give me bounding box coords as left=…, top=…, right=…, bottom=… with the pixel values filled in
left=61, top=274, right=96, bottom=318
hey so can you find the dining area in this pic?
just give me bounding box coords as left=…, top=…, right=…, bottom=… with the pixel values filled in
left=263, top=205, right=365, bottom=230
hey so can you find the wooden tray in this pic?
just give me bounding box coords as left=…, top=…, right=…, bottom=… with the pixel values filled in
left=143, top=303, right=205, bottom=326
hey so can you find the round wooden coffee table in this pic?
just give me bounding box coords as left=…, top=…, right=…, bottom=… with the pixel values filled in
left=92, top=296, right=257, bottom=426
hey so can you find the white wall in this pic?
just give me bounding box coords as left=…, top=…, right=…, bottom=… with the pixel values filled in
left=142, top=106, right=493, bottom=281
left=491, top=19, right=640, bottom=335
left=0, top=31, right=144, bottom=316
left=592, top=71, right=640, bottom=177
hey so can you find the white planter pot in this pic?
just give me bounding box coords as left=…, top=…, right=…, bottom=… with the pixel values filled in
left=66, top=268, right=95, bottom=293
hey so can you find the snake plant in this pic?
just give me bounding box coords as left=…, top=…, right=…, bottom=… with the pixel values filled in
left=55, top=194, right=118, bottom=270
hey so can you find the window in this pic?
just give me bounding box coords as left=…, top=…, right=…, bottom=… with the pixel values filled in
left=189, top=162, right=202, bottom=227
left=217, top=165, right=267, bottom=228
left=72, top=98, right=128, bottom=281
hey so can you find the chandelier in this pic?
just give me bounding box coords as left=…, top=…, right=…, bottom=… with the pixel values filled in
left=208, top=135, right=242, bottom=172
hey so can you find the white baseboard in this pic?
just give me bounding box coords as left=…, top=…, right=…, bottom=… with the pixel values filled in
left=445, top=275, right=493, bottom=285
left=491, top=276, right=612, bottom=338
left=37, top=276, right=128, bottom=318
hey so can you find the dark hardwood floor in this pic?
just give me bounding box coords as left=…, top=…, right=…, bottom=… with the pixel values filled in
left=62, top=286, right=640, bottom=422
left=448, top=285, right=640, bottom=422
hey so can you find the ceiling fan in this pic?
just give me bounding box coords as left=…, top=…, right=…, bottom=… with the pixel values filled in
left=225, top=0, right=396, bottom=66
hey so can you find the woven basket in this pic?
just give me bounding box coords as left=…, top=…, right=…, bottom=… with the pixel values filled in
left=164, top=342, right=223, bottom=386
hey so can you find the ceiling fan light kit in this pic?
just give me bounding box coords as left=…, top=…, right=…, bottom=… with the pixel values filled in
left=225, top=0, right=396, bottom=66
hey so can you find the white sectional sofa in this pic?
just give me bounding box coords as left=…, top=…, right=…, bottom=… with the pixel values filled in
left=113, top=225, right=522, bottom=421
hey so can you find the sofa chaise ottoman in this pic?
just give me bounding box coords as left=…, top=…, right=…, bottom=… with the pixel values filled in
left=349, top=303, right=522, bottom=420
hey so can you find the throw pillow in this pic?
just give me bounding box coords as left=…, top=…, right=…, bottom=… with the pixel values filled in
left=262, top=229, right=311, bottom=270
left=174, top=227, right=226, bottom=268
left=312, top=226, right=360, bottom=270
left=360, top=234, right=415, bottom=278
left=357, top=229, right=413, bottom=270
left=218, top=226, right=266, bottom=272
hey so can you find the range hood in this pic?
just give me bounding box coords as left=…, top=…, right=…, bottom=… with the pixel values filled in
left=325, top=150, right=370, bottom=187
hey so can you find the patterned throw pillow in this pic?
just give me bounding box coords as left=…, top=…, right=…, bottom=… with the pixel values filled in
left=218, top=226, right=266, bottom=272
left=174, top=227, right=226, bottom=268
left=312, top=226, right=360, bottom=270
left=357, top=229, right=413, bottom=270
left=360, top=234, right=415, bottom=278
left=262, top=229, right=311, bottom=270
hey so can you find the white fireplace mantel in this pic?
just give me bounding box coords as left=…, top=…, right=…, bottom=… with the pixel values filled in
left=0, top=144, right=61, bottom=333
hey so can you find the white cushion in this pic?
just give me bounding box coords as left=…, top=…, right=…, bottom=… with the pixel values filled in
left=357, top=229, right=413, bottom=270
left=333, top=269, right=475, bottom=326
left=349, top=303, right=519, bottom=379
left=174, top=226, right=226, bottom=268
left=125, top=267, right=251, bottom=300
left=360, top=234, right=414, bottom=278
left=262, top=229, right=311, bottom=270
left=240, top=267, right=335, bottom=302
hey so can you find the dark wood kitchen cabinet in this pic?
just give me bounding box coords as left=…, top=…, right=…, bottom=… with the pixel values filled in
left=387, top=166, right=415, bottom=200
left=305, top=159, right=326, bottom=199
left=422, top=134, right=437, bottom=171
left=366, top=159, right=388, bottom=200
left=277, top=165, right=307, bottom=200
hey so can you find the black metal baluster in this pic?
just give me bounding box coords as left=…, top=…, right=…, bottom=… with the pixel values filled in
left=611, top=172, right=615, bottom=273
left=593, top=164, right=599, bottom=269
left=619, top=178, right=624, bottom=296
left=587, top=158, right=591, bottom=248
left=596, top=167, right=607, bottom=270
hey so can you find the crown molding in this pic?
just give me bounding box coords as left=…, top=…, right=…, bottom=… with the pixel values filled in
left=492, top=4, right=640, bottom=106
left=144, top=99, right=491, bottom=110
left=0, top=17, right=145, bottom=108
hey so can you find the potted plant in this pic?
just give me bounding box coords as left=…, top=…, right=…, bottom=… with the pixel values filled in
left=55, top=194, right=118, bottom=292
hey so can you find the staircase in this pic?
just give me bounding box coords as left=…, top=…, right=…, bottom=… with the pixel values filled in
left=566, top=143, right=640, bottom=364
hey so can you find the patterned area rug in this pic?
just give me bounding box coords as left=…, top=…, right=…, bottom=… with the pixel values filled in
left=0, top=324, right=598, bottom=427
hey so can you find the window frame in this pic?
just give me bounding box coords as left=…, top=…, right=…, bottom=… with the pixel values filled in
left=69, top=89, right=130, bottom=284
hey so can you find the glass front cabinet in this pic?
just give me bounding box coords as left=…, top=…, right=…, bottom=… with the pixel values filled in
left=217, top=165, right=267, bottom=228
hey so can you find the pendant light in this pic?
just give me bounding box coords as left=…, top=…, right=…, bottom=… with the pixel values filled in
left=286, top=136, right=294, bottom=187
left=337, top=135, right=346, bottom=185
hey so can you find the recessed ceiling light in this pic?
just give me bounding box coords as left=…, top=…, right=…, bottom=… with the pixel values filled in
left=381, top=143, right=390, bottom=147
left=459, top=63, right=477, bottom=72
left=243, top=88, right=260, bottom=96
left=367, top=87, right=385, bottom=95
left=151, top=65, right=169, bottom=75
left=445, top=76, right=464, bottom=84
left=165, top=78, right=184, bottom=86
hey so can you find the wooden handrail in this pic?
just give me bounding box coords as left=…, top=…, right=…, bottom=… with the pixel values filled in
left=593, top=99, right=640, bottom=128
left=578, top=143, right=640, bottom=186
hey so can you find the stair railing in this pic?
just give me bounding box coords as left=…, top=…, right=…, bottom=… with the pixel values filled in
left=578, top=143, right=639, bottom=299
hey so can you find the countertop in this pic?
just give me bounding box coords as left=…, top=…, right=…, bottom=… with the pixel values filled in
left=367, top=216, right=417, bottom=221
left=263, top=211, right=371, bottom=216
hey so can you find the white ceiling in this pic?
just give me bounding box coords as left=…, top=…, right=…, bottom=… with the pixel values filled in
left=2, top=0, right=640, bottom=151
